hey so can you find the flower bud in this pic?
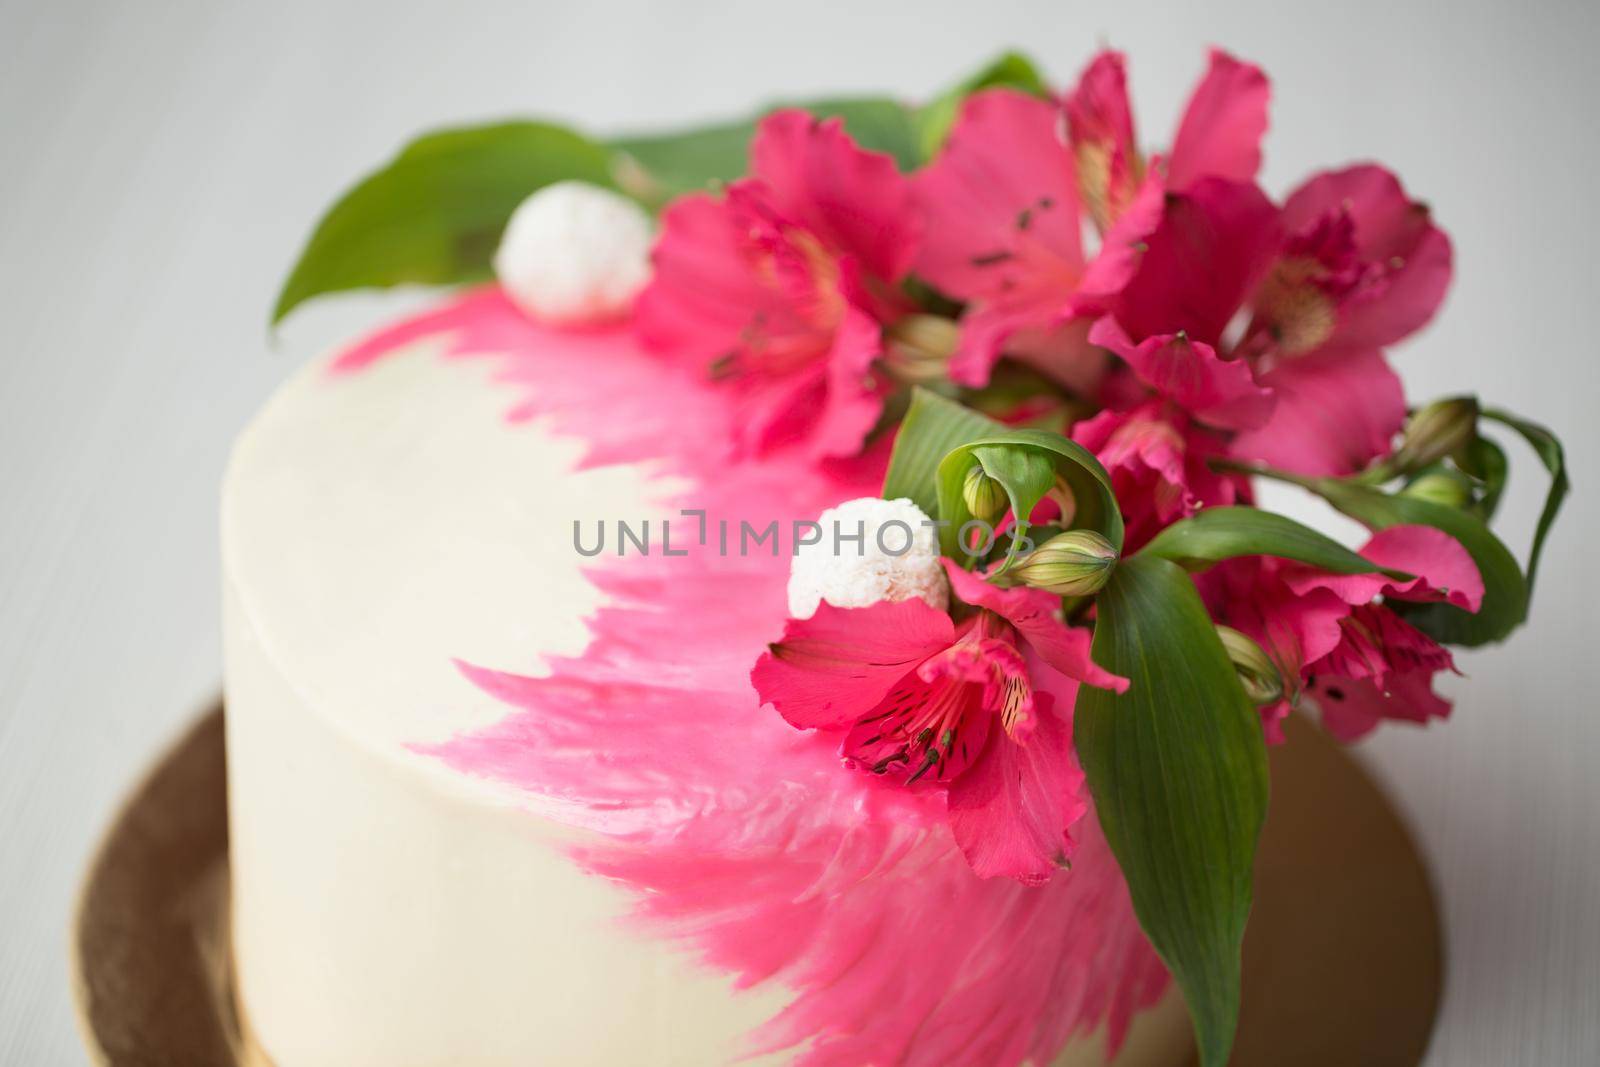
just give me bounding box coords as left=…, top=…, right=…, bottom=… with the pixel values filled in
left=1010, top=530, right=1117, bottom=596
left=1391, top=397, right=1478, bottom=473
left=1402, top=469, right=1473, bottom=509
left=962, top=465, right=1009, bottom=523
left=883, top=314, right=959, bottom=384
left=1216, top=626, right=1284, bottom=707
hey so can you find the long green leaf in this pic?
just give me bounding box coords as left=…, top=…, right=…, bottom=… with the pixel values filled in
left=1076, top=555, right=1270, bottom=1067
left=273, top=122, right=617, bottom=324
left=915, top=51, right=1048, bottom=159
left=1482, top=408, right=1569, bottom=596
left=1140, top=506, right=1411, bottom=579
left=1313, top=480, right=1527, bottom=646
left=881, top=388, right=1004, bottom=515
left=611, top=96, right=920, bottom=200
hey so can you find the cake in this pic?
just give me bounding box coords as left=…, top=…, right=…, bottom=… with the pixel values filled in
left=227, top=46, right=1563, bottom=1067
left=222, top=305, right=1193, bottom=1065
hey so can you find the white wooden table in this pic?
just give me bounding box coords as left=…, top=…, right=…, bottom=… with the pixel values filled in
left=3, top=0, right=1596, bottom=1062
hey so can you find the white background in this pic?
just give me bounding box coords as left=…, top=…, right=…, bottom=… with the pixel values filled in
left=2, top=0, right=1596, bottom=1062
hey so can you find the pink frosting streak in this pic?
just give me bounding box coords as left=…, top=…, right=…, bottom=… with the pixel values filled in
left=333, top=288, right=1169, bottom=1065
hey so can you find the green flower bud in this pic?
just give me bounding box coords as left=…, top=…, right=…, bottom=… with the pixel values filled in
left=1010, top=530, right=1118, bottom=596
left=1392, top=397, right=1478, bottom=474
left=1402, top=468, right=1474, bottom=509
left=962, top=465, right=1009, bottom=523
left=1216, top=625, right=1285, bottom=707
left=883, top=314, right=960, bottom=384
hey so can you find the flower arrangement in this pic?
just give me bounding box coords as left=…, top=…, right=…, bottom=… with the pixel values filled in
left=277, top=48, right=1568, bottom=1066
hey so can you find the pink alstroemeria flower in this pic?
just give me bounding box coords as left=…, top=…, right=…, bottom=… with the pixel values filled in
left=1088, top=176, right=1282, bottom=432
left=636, top=111, right=919, bottom=459
left=1072, top=400, right=1251, bottom=551
left=911, top=48, right=1270, bottom=388
left=1231, top=165, right=1454, bottom=476
left=1066, top=47, right=1270, bottom=234
left=1200, top=525, right=1483, bottom=742
left=752, top=560, right=1127, bottom=885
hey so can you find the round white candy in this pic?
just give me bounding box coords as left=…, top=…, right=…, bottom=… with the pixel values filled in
left=492, top=181, right=653, bottom=325
left=787, top=497, right=949, bottom=619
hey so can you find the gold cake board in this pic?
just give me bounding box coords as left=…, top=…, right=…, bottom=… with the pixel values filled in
left=71, top=704, right=1441, bottom=1066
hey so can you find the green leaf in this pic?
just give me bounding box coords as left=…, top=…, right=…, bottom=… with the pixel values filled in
left=808, top=97, right=921, bottom=170
left=609, top=121, right=752, bottom=199
left=1075, top=555, right=1270, bottom=1067
left=882, top=388, right=1004, bottom=516
left=915, top=50, right=1048, bottom=159
left=1313, top=479, right=1527, bottom=646
left=933, top=429, right=1124, bottom=560
left=611, top=96, right=921, bottom=200
left=1482, top=408, right=1569, bottom=597
left=1140, top=506, right=1412, bottom=580
left=1455, top=435, right=1508, bottom=522
left=273, top=122, right=617, bottom=324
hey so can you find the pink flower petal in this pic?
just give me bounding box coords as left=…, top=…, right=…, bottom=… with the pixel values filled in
left=733, top=363, right=831, bottom=458
left=1112, top=177, right=1282, bottom=346
left=840, top=666, right=996, bottom=783
left=914, top=89, right=1085, bottom=303
left=811, top=307, right=886, bottom=459
left=1311, top=670, right=1452, bottom=742
left=752, top=110, right=919, bottom=284
left=1166, top=48, right=1271, bottom=190
left=1356, top=526, right=1484, bottom=611
left=914, top=92, right=1088, bottom=382
left=1284, top=524, right=1484, bottom=612
left=947, top=691, right=1088, bottom=884
left=1064, top=50, right=1144, bottom=231
left=997, top=316, right=1112, bottom=397
left=943, top=560, right=1130, bottom=693
left=1072, top=402, right=1247, bottom=550
left=1230, top=348, right=1406, bottom=477
left=915, top=89, right=1166, bottom=387
left=752, top=599, right=956, bottom=731
left=941, top=178, right=1164, bottom=389
left=1281, top=164, right=1452, bottom=352
left=1089, top=317, right=1274, bottom=431
left=1074, top=175, right=1166, bottom=306
left=1318, top=603, right=1455, bottom=682
left=946, top=284, right=1076, bottom=387
left=636, top=192, right=782, bottom=361
left=1305, top=605, right=1456, bottom=741
left=637, top=110, right=919, bottom=460
left=1203, top=558, right=1346, bottom=670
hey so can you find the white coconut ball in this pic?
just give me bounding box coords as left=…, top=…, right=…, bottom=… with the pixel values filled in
left=492, top=180, right=653, bottom=325
left=787, top=497, right=949, bottom=619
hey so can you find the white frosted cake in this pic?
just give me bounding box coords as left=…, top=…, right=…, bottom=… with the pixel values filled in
left=222, top=319, right=1192, bottom=1065
left=222, top=317, right=1197, bottom=1064
left=224, top=41, right=1546, bottom=1067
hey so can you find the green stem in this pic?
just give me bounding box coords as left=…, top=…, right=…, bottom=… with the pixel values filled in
left=1205, top=457, right=1324, bottom=492
left=989, top=518, right=1031, bottom=578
